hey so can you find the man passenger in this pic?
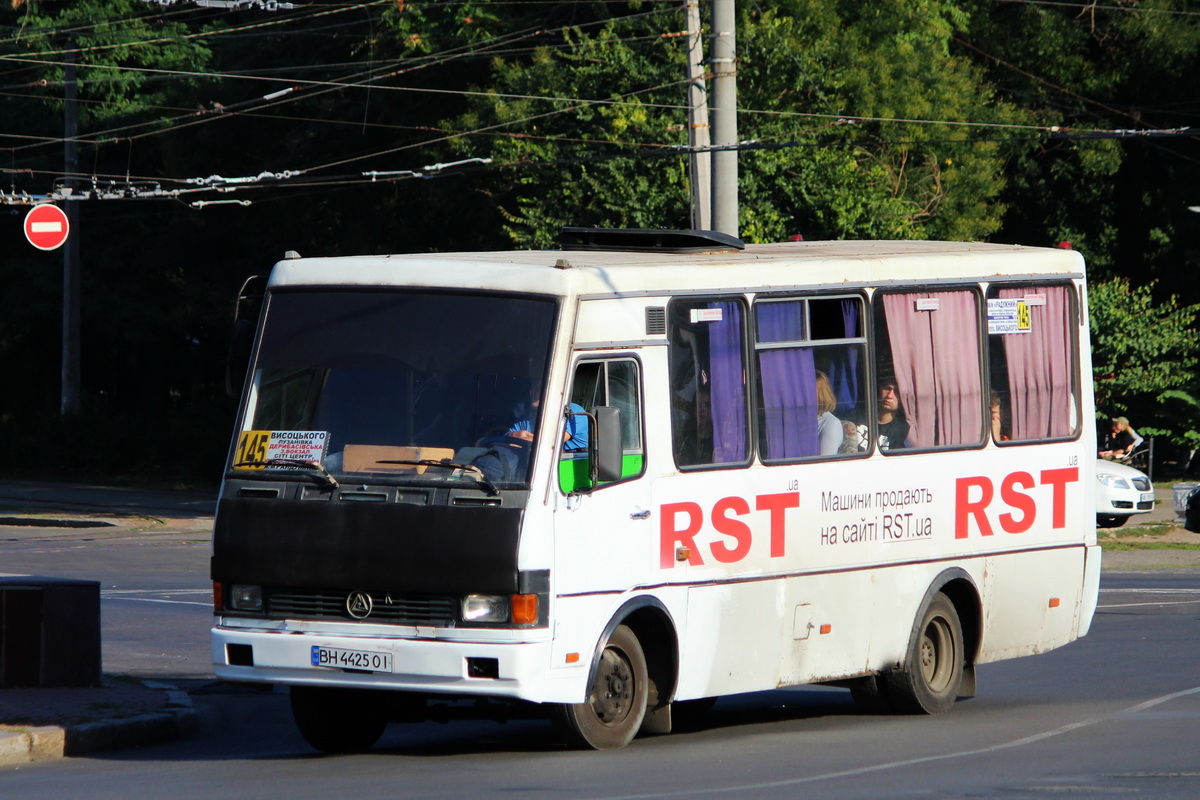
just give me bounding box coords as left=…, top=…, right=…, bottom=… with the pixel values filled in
left=878, top=377, right=909, bottom=451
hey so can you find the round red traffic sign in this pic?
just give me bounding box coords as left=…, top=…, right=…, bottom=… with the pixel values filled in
left=23, top=203, right=70, bottom=251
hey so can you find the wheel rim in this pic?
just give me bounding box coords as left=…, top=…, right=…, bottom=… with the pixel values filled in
left=590, top=647, right=636, bottom=727
left=919, top=617, right=955, bottom=693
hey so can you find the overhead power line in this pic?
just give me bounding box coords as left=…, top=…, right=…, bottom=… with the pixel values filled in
left=3, top=124, right=1193, bottom=208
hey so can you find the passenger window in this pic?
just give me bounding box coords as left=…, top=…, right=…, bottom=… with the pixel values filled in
left=873, top=289, right=984, bottom=451
left=559, top=358, right=644, bottom=493
left=668, top=299, right=749, bottom=468
left=753, top=296, right=868, bottom=461
left=986, top=284, right=1078, bottom=443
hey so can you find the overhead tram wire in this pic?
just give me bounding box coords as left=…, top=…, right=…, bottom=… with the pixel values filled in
left=0, top=1, right=387, bottom=53
left=995, top=0, right=1200, bottom=17
left=7, top=121, right=1192, bottom=207
left=0, top=8, right=685, bottom=155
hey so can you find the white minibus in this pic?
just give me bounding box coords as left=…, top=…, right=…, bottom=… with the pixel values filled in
left=212, top=228, right=1100, bottom=751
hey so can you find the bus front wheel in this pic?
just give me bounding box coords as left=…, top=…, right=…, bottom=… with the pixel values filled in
left=886, top=592, right=964, bottom=715
left=555, top=624, right=649, bottom=749
left=290, top=685, right=388, bottom=754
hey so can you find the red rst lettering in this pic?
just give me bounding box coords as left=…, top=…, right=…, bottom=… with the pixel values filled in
left=956, top=468, right=1081, bottom=538
left=999, top=471, right=1037, bottom=533
left=658, top=492, right=800, bottom=567
left=955, top=476, right=994, bottom=539
left=660, top=501, right=705, bottom=568
left=756, top=492, right=800, bottom=558
left=710, top=496, right=752, bottom=563
left=1040, top=467, right=1079, bottom=529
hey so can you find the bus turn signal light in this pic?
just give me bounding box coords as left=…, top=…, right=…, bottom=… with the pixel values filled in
left=512, top=593, right=538, bottom=625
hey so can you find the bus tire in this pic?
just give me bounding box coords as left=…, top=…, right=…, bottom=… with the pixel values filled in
left=290, top=685, right=388, bottom=754
left=555, top=625, right=649, bottom=749
left=886, top=592, right=964, bottom=714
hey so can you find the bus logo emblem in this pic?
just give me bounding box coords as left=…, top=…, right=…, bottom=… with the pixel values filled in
left=346, top=591, right=373, bottom=619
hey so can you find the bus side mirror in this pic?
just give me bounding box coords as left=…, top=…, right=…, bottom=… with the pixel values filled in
left=225, top=318, right=255, bottom=398
left=592, top=406, right=623, bottom=483
left=225, top=275, right=265, bottom=399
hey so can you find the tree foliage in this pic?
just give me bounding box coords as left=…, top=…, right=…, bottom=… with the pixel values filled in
left=1, top=1, right=1198, bottom=483
left=1088, top=277, right=1200, bottom=446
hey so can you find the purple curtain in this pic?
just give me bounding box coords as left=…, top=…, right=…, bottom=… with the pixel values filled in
left=829, top=299, right=861, bottom=416
left=998, top=286, right=1073, bottom=439
left=758, top=302, right=818, bottom=459
left=708, top=301, right=747, bottom=462
left=882, top=291, right=982, bottom=448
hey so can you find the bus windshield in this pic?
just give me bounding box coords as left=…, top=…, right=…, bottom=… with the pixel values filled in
left=236, top=289, right=558, bottom=487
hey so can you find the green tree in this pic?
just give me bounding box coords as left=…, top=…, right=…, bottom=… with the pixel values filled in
left=958, top=0, right=1200, bottom=293
left=1088, top=277, right=1200, bottom=448
left=440, top=1, right=1032, bottom=247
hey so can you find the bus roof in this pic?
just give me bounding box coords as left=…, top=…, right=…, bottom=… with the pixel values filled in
left=267, top=239, right=1085, bottom=298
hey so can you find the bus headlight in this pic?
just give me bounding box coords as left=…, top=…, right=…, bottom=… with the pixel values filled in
left=228, top=584, right=263, bottom=612
left=462, top=595, right=509, bottom=623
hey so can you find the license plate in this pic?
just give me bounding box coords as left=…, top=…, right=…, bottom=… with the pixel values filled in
left=1140, top=492, right=1155, bottom=503
left=310, top=645, right=393, bottom=672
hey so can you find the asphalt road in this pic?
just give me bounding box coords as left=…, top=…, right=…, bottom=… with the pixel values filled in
left=1, top=486, right=1198, bottom=798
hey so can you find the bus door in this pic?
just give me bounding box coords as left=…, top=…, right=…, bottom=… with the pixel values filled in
left=553, top=355, right=652, bottom=596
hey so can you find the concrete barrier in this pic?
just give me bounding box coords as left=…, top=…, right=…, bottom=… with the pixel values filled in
left=0, top=576, right=100, bottom=688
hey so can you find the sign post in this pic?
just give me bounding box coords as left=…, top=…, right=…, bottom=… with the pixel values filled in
left=23, top=204, right=71, bottom=251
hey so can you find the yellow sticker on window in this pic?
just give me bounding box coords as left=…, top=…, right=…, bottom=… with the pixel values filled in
left=235, top=430, right=271, bottom=469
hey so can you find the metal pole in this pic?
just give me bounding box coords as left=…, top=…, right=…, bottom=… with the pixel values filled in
left=709, top=0, right=737, bottom=237
left=62, top=45, right=80, bottom=417
left=684, top=1, right=711, bottom=231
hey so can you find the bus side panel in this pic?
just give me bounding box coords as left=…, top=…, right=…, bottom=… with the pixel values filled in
left=975, top=546, right=1090, bottom=663
left=672, top=565, right=935, bottom=699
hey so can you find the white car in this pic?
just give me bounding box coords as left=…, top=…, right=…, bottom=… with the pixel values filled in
left=1096, top=459, right=1155, bottom=528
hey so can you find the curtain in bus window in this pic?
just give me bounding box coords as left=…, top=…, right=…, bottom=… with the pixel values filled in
left=882, top=291, right=982, bottom=448
left=828, top=299, right=861, bottom=418
left=997, top=286, right=1073, bottom=439
left=757, top=302, right=819, bottom=459
left=708, top=301, right=748, bottom=463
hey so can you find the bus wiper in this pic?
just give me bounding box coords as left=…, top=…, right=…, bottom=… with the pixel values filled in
left=376, top=459, right=499, bottom=496
left=233, top=459, right=340, bottom=489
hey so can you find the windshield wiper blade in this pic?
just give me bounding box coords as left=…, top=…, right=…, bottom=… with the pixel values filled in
left=233, top=459, right=340, bottom=488
left=376, top=459, right=499, bottom=496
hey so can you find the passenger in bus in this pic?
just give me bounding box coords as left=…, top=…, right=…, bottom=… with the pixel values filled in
left=990, top=391, right=1010, bottom=442
left=877, top=377, right=909, bottom=451
left=815, top=371, right=844, bottom=456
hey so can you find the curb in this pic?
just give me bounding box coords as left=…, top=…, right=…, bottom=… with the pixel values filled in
left=0, top=681, right=197, bottom=767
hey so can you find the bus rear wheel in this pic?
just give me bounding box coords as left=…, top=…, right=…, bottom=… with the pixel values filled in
left=290, top=685, right=388, bottom=754
left=886, top=592, right=964, bottom=715
left=555, top=624, right=649, bottom=749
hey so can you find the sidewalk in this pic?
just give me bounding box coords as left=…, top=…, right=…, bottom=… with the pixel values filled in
left=0, top=680, right=198, bottom=766
left=0, top=480, right=215, bottom=767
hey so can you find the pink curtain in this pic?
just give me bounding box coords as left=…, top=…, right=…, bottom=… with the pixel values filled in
left=997, top=286, right=1073, bottom=439
left=882, top=291, right=982, bottom=448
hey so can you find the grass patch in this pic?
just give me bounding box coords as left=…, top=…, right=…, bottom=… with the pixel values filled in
left=1101, top=540, right=1200, bottom=552
left=1099, top=522, right=1173, bottom=538
left=1098, top=519, right=1200, bottom=551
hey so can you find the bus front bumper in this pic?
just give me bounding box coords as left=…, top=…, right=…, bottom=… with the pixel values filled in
left=211, top=624, right=582, bottom=704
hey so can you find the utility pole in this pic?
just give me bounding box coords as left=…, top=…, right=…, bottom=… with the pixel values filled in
left=684, top=1, right=711, bottom=230
left=709, top=0, right=738, bottom=237
left=62, top=44, right=81, bottom=417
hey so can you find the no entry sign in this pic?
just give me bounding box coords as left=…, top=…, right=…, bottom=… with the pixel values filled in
left=23, top=203, right=70, bottom=251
